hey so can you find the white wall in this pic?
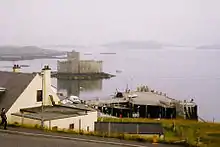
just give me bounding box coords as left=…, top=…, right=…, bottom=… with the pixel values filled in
left=57, top=61, right=71, bottom=73
left=7, top=74, right=60, bottom=123
left=79, top=60, right=102, bottom=73
left=67, top=51, right=80, bottom=61
left=45, top=111, right=97, bottom=131
left=69, top=59, right=79, bottom=73
left=58, top=51, right=80, bottom=73
left=57, top=60, right=79, bottom=73
left=58, top=53, right=102, bottom=74
left=11, top=115, right=41, bottom=126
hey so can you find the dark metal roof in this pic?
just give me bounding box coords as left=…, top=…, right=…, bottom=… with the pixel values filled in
left=16, top=105, right=90, bottom=121
left=12, top=112, right=85, bottom=121
left=0, top=71, right=36, bottom=112
left=20, top=105, right=86, bottom=114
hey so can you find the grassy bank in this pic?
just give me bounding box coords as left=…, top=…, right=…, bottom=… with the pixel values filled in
left=98, top=117, right=220, bottom=147
left=8, top=118, right=220, bottom=147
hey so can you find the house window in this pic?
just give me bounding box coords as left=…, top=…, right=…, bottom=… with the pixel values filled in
left=37, top=90, right=43, bottom=102
left=69, top=124, right=74, bottom=130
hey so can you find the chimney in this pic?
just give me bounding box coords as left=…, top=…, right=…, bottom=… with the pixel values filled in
left=13, top=64, right=21, bottom=73
left=42, top=65, right=52, bottom=106
left=163, top=93, right=167, bottom=97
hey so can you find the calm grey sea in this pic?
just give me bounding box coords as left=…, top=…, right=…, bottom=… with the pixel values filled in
left=1, top=47, right=220, bottom=121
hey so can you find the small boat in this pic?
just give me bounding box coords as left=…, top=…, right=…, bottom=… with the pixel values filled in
left=116, top=70, right=122, bottom=73
left=20, top=64, right=30, bottom=67
left=84, top=53, right=92, bottom=55
left=100, top=52, right=116, bottom=55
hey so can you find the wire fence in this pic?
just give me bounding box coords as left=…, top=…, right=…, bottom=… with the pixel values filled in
left=95, top=122, right=163, bottom=136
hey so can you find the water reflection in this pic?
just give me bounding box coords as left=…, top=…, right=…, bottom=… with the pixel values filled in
left=57, top=79, right=103, bottom=97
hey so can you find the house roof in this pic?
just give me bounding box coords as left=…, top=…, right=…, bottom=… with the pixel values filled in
left=12, top=105, right=92, bottom=121
left=60, top=103, right=96, bottom=111
left=12, top=112, right=85, bottom=121
left=86, top=91, right=175, bottom=108
left=0, top=71, right=36, bottom=112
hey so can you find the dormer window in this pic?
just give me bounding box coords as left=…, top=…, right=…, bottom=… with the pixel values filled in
left=37, top=90, right=43, bottom=102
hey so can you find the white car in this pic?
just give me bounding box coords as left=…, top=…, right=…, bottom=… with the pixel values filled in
left=69, top=95, right=81, bottom=103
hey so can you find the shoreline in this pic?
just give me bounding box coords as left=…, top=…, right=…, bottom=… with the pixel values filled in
left=0, top=54, right=66, bottom=61
left=51, top=72, right=116, bottom=80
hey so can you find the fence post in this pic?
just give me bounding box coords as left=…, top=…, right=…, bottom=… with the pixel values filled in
left=79, top=119, right=81, bottom=133
left=197, top=137, right=201, bottom=146
left=108, top=122, right=111, bottom=136
left=49, top=120, right=51, bottom=130
left=136, top=124, right=139, bottom=134
left=21, top=112, right=24, bottom=125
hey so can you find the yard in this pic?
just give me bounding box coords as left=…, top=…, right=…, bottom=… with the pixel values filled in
left=98, top=117, right=220, bottom=147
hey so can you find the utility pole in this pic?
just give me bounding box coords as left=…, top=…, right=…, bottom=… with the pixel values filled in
left=78, top=60, right=80, bottom=74
left=130, top=77, right=133, bottom=92
left=137, top=106, right=140, bottom=118
left=41, top=70, right=44, bottom=129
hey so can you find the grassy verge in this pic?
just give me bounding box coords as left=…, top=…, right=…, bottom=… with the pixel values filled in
left=98, top=117, right=220, bottom=147
left=8, top=118, right=220, bottom=147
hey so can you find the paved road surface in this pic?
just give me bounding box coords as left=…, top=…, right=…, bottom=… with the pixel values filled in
left=0, top=127, right=183, bottom=147
left=0, top=132, right=126, bottom=147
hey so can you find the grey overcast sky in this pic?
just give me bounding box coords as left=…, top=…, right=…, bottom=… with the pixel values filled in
left=0, top=0, right=220, bottom=46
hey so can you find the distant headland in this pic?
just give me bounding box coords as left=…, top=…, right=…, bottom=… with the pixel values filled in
left=196, top=44, right=220, bottom=49
left=0, top=46, right=67, bottom=61
left=102, top=41, right=187, bottom=49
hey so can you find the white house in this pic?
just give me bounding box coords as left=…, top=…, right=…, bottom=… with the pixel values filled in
left=0, top=65, right=97, bottom=131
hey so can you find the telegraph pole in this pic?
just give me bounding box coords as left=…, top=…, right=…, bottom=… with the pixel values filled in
left=41, top=69, right=44, bottom=129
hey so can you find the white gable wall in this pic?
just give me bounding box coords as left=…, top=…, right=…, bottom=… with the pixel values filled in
left=44, top=111, right=98, bottom=131
left=10, top=111, right=97, bottom=131
left=7, top=74, right=60, bottom=123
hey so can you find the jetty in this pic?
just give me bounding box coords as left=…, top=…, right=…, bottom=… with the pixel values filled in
left=86, top=86, right=198, bottom=120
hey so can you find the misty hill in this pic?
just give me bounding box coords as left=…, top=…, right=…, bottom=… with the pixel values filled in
left=163, top=43, right=189, bottom=48
left=0, top=46, right=66, bottom=56
left=197, top=45, right=220, bottom=49
left=103, top=41, right=163, bottom=49
left=42, top=44, right=87, bottom=49
left=0, top=46, right=67, bottom=61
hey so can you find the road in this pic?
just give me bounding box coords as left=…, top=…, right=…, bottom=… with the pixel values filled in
left=0, top=128, right=183, bottom=147
left=0, top=132, right=125, bottom=147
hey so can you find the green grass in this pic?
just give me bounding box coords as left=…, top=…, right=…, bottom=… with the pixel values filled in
left=98, top=117, right=220, bottom=147
left=8, top=118, right=220, bottom=147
